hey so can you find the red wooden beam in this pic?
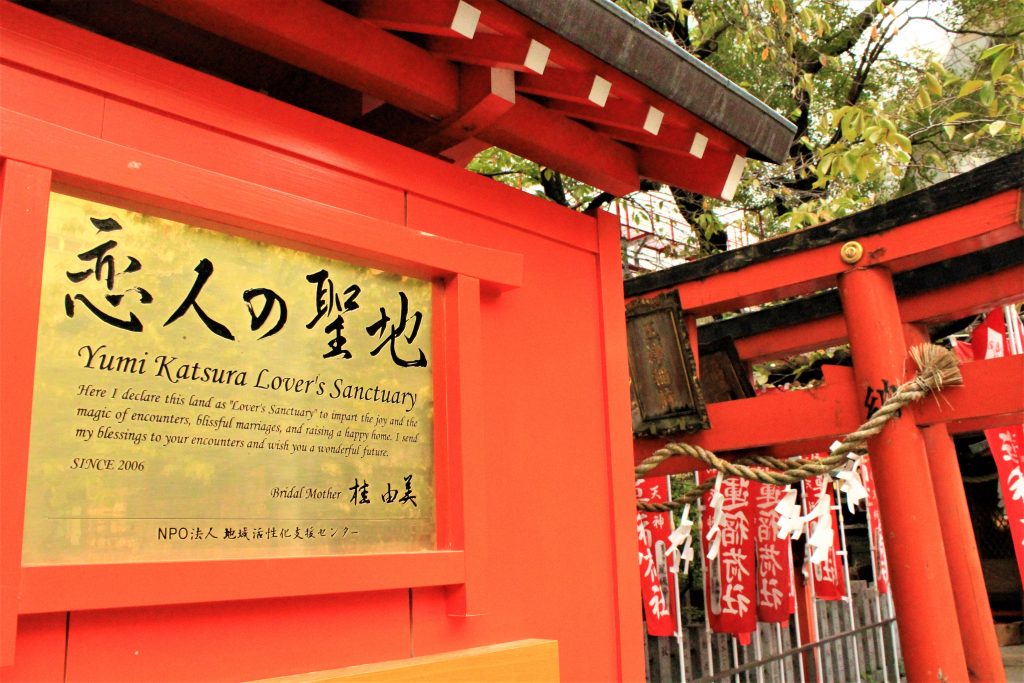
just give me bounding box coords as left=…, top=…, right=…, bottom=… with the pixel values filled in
left=634, top=355, right=1024, bottom=475
left=517, top=69, right=611, bottom=107
left=427, top=35, right=550, bottom=74
left=917, top=354, right=1024, bottom=433
left=355, top=0, right=481, bottom=39
left=132, top=0, right=460, bottom=119
left=418, top=67, right=517, bottom=156
left=731, top=265, right=1024, bottom=362
left=0, top=160, right=52, bottom=666
left=547, top=97, right=664, bottom=135
left=640, top=146, right=747, bottom=201
left=595, top=122, right=708, bottom=158
left=482, top=98, right=640, bottom=196
left=439, top=138, right=491, bottom=166
left=633, top=366, right=861, bottom=474
left=669, top=191, right=1022, bottom=317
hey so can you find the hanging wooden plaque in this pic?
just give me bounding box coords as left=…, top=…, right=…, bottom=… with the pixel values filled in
left=625, top=292, right=709, bottom=436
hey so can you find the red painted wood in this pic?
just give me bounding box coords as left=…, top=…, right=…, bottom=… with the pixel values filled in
left=916, top=354, right=1024, bottom=432
left=634, top=354, right=1024, bottom=471
left=731, top=264, right=1024, bottom=362
left=0, top=65, right=104, bottom=136
left=640, top=145, right=745, bottom=201
left=98, top=97, right=407, bottom=226
left=0, top=613, right=66, bottom=682
left=19, top=553, right=463, bottom=614
left=64, top=592, right=411, bottom=683
left=922, top=423, right=1006, bottom=683
left=0, top=3, right=595, bottom=252
left=839, top=266, right=968, bottom=682
left=356, top=0, right=475, bottom=38
left=0, top=8, right=643, bottom=679
left=0, top=109, right=523, bottom=293
left=404, top=198, right=635, bottom=682
left=0, top=160, right=51, bottom=667
left=437, top=274, right=486, bottom=617
left=484, top=98, right=640, bottom=196
left=595, top=208, right=647, bottom=682
left=427, top=35, right=546, bottom=73
left=634, top=365, right=861, bottom=471
left=670, top=190, right=1022, bottom=316
left=417, top=67, right=516, bottom=157
left=900, top=264, right=1024, bottom=325
left=517, top=69, right=607, bottom=106
left=133, top=0, right=459, bottom=118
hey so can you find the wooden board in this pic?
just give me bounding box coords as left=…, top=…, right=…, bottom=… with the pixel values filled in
left=248, top=640, right=558, bottom=683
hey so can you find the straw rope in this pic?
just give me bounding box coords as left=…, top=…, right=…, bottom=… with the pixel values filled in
left=636, top=344, right=962, bottom=512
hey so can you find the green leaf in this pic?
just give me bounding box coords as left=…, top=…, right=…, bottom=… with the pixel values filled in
left=838, top=152, right=856, bottom=176
left=980, top=43, right=1010, bottom=61
left=854, top=154, right=875, bottom=181
left=865, top=125, right=885, bottom=144
left=925, top=72, right=942, bottom=95
left=841, top=109, right=862, bottom=141
left=979, top=81, right=996, bottom=106
left=893, top=133, right=912, bottom=154
left=916, top=88, right=932, bottom=109
left=959, top=80, right=986, bottom=97
left=944, top=112, right=970, bottom=123
left=991, top=47, right=1014, bottom=79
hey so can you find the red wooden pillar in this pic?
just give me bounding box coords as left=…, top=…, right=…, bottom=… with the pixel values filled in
left=904, top=324, right=1006, bottom=682
left=921, top=423, right=1006, bottom=682
left=838, top=266, right=969, bottom=682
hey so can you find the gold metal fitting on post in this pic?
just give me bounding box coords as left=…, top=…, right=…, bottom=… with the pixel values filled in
left=840, top=241, right=864, bottom=264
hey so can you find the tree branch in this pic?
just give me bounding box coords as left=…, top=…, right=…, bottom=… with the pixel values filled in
left=913, top=15, right=1024, bottom=39
left=539, top=168, right=569, bottom=206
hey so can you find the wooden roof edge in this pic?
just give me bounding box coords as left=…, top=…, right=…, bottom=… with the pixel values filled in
left=625, top=149, right=1024, bottom=298
left=496, top=0, right=796, bottom=163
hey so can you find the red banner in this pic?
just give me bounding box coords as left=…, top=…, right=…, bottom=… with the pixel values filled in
left=697, top=471, right=756, bottom=641
left=802, top=469, right=846, bottom=600
left=636, top=477, right=677, bottom=636
left=752, top=481, right=795, bottom=622
left=971, top=311, right=1024, bottom=586
left=860, top=456, right=889, bottom=594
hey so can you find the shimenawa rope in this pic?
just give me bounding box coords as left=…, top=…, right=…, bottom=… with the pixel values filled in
left=636, top=344, right=962, bottom=512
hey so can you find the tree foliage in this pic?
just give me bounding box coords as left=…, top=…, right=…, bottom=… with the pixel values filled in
left=468, top=0, right=1023, bottom=255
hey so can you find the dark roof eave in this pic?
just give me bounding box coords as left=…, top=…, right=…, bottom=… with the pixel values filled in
left=496, top=0, right=797, bottom=163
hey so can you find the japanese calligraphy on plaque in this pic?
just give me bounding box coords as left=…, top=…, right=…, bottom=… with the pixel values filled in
left=21, top=192, right=435, bottom=565
left=626, top=292, right=709, bottom=436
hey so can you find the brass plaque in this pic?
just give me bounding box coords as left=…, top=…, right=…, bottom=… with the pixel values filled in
left=22, top=193, right=435, bottom=565
left=626, top=292, right=709, bottom=436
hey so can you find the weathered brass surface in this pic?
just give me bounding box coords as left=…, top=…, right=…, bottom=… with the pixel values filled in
left=22, top=193, right=435, bottom=565
left=840, top=240, right=864, bottom=264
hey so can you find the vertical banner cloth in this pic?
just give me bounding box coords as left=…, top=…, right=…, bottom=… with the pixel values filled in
left=860, top=456, right=890, bottom=594
left=751, top=481, right=795, bottom=622
left=636, top=477, right=677, bottom=636
left=697, top=470, right=756, bottom=641
left=802, top=465, right=846, bottom=600
left=971, top=311, right=1024, bottom=585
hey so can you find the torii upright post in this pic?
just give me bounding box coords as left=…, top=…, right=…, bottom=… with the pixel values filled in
left=838, top=265, right=970, bottom=682
left=905, top=323, right=1006, bottom=683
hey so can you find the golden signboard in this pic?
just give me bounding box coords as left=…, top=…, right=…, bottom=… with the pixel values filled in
left=22, top=193, right=435, bottom=565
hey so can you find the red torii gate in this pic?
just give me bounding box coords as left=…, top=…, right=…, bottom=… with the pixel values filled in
left=629, top=151, right=1024, bottom=682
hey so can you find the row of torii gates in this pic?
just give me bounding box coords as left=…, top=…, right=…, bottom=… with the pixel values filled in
left=629, top=151, right=1024, bottom=682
